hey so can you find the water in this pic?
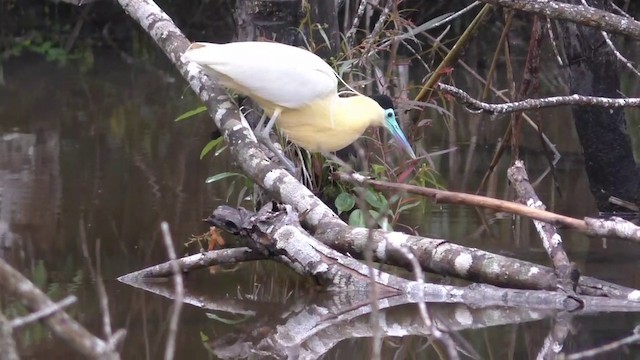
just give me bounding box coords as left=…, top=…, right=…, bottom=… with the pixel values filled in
left=2, top=51, right=640, bottom=359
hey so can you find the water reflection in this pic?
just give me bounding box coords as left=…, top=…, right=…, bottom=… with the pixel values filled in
left=1, top=53, right=640, bottom=358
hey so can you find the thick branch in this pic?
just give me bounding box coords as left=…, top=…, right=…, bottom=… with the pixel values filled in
left=508, top=160, right=577, bottom=292
left=479, top=0, right=640, bottom=39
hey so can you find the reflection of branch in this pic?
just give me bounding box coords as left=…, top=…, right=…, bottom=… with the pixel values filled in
left=0, top=258, right=120, bottom=358
left=436, top=83, right=640, bottom=115
left=479, top=0, right=640, bottom=39
left=160, top=222, right=183, bottom=360
left=537, top=312, right=573, bottom=359
left=565, top=325, right=640, bottom=359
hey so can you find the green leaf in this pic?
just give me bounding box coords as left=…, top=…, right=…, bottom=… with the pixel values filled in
left=365, top=189, right=387, bottom=210
left=397, top=200, right=421, bottom=214
left=205, top=312, right=249, bottom=325
left=32, top=260, right=47, bottom=288
left=200, top=331, right=209, bottom=342
left=348, top=209, right=365, bottom=228
left=200, top=136, right=224, bottom=159
left=174, top=106, right=207, bottom=122
left=335, top=192, right=355, bottom=214
left=199, top=140, right=216, bottom=159
left=371, top=164, right=386, bottom=178
left=205, top=172, right=243, bottom=184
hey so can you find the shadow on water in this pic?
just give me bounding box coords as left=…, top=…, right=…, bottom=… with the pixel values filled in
left=2, top=50, right=640, bottom=358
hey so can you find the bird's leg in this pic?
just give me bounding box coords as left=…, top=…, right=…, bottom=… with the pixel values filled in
left=255, top=112, right=268, bottom=133
left=254, top=108, right=298, bottom=175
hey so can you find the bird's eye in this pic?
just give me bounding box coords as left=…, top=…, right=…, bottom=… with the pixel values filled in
left=385, top=110, right=394, bottom=119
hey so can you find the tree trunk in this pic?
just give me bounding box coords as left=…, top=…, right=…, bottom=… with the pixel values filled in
left=560, top=0, right=640, bottom=212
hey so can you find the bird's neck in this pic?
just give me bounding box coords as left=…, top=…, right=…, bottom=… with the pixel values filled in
left=332, top=95, right=384, bottom=128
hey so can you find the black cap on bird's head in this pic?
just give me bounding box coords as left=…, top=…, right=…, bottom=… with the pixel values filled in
left=369, top=94, right=416, bottom=159
left=369, top=94, right=395, bottom=111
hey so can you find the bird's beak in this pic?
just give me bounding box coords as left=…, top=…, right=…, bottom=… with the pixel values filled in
left=386, top=115, right=416, bottom=159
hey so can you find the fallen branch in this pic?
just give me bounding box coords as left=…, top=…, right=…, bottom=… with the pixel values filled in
left=117, top=247, right=266, bottom=282
left=508, top=160, right=577, bottom=292
left=205, top=203, right=640, bottom=312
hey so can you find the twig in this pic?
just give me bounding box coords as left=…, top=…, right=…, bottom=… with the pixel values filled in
left=578, top=0, right=640, bottom=78
left=415, top=4, right=493, bottom=102
left=424, top=32, right=560, bottom=164
left=160, top=222, right=183, bottom=360
left=333, top=172, right=587, bottom=231
left=437, top=83, right=640, bottom=114
left=565, top=325, right=640, bottom=359
left=10, top=295, right=77, bottom=329
left=545, top=19, right=565, bottom=66
left=346, top=0, right=368, bottom=47
left=79, top=219, right=113, bottom=339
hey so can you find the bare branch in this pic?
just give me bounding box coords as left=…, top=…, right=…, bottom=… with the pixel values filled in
left=479, top=0, right=640, bottom=39
left=508, top=160, right=577, bottom=292
left=79, top=219, right=113, bottom=339
left=565, top=325, right=640, bottom=359
left=437, top=83, right=640, bottom=114
left=117, top=248, right=265, bottom=280
left=10, top=296, right=77, bottom=329
left=333, top=171, right=588, bottom=231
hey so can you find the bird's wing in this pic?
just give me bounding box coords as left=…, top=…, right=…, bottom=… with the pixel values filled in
left=183, top=42, right=338, bottom=108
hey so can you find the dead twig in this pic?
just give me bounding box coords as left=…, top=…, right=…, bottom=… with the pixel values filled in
left=9, top=295, right=77, bottom=329
left=160, top=222, right=184, bottom=360
left=437, top=83, right=640, bottom=114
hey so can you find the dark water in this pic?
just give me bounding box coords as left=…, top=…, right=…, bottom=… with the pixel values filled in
left=2, top=51, right=640, bottom=359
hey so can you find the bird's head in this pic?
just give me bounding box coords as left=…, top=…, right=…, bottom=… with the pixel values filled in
left=370, top=95, right=416, bottom=159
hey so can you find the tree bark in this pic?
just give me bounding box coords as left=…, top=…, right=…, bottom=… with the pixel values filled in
left=560, top=0, right=640, bottom=212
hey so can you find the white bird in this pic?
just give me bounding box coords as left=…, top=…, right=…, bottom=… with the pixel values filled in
left=183, top=41, right=416, bottom=172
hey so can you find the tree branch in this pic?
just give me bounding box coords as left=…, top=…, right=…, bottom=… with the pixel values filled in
left=479, top=0, right=640, bottom=39
left=437, top=83, right=640, bottom=115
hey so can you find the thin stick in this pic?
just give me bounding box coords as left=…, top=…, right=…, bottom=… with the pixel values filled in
left=10, top=296, right=77, bottom=329
left=161, top=222, right=184, bottom=360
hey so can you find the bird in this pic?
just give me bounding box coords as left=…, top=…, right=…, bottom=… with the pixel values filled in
left=182, top=41, right=416, bottom=173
